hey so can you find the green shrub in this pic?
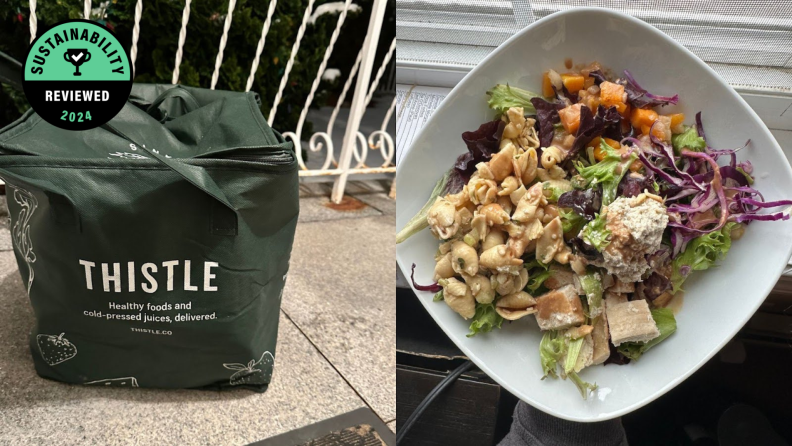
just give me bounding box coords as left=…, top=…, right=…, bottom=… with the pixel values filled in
left=0, top=0, right=394, bottom=133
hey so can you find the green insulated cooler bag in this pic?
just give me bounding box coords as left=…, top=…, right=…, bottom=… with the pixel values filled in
left=0, top=84, right=298, bottom=391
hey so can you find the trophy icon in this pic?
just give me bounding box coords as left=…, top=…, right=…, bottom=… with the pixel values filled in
left=64, top=49, right=91, bottom=76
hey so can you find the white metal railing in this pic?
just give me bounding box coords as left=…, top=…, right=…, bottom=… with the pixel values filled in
left=28, top=0, right=395, bottom=204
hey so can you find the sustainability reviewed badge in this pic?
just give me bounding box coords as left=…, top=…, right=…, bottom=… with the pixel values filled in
left=22, top=19, right=133, bottom=131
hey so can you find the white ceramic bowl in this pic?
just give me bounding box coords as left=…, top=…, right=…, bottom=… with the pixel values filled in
left=396, top=7, right=792, bottom=421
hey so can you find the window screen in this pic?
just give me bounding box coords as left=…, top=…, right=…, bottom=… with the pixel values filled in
left=396, top=1, right=792, bottom=93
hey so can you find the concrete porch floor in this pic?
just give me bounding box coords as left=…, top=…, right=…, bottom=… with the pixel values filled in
left=0, top=180, right=395, bottom=445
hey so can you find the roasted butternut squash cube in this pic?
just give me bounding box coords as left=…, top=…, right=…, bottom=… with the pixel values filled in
left=631, top=108, right=659, bottom=130
left=561, top=74, right=586, bottom=94
left=668, top=113, right=685, bottom=134
left=590, top=137, right=621, bottom=160
left=559, top=103, right=583, bottom=135
left=542, top=71, right=555, bottom=97
left=599, top=81, right=626, bottom=107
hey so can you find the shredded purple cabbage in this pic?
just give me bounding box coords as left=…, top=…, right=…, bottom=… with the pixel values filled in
left=695, top=112, right=707, bottom=141
left=739, top=198, right=792, bottom=208
left=620, top=70, right=679, bottom=109
left=620, top=112, right=791, bottom=257
left=634, top=148, right=685, bottom=187
left=732, top=212, right=790, bottom=223
left=410, top=263, right=443, bottom=293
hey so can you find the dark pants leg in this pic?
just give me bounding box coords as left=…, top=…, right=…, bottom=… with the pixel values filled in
left=498, top=401, right=629, bottom=446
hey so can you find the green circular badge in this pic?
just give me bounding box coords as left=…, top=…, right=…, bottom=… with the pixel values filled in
left=22, top=19, right=133, bottom=131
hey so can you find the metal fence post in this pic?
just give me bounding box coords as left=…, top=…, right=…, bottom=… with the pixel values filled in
left=330, top=0, right=388, bottom=203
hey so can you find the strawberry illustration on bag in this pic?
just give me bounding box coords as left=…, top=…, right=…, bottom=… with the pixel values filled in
left=260, top=351, right=274, bottom=381
left=223, top=351, right=274, bottom=385
left=37, top=333, right=77, bottom=365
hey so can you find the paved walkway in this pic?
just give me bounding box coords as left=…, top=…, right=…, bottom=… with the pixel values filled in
left=0, top=181, right=395, bottom=445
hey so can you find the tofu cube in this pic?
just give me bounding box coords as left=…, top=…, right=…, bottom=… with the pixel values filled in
left=604, top=292, right=627, bottom=309
left=534, top=285, right=585, bottom=331
left=544, top=265, right=584, bottom=294
left=606, top=300, right=660, bottom=346
left=590, top=314, right=610, bottom=365
left=609, top=278, right=635, bottom=294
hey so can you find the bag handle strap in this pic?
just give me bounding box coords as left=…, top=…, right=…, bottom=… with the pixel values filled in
left=0, top=163, right=237, bottom=236
left=145, top=86, right=201, bottom=117
left=102, top=122, right=238, bottom=236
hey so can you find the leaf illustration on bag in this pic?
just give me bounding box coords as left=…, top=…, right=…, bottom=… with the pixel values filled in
left=8, top=184, right=37, bottom=294
left=37, top=333, right=77, bottom=366
left=85, top=377, right=139, bottom=387
left=223, top=351, right=274, bottom=385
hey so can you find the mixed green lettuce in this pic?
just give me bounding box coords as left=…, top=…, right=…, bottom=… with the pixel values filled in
left=539, top=330, right=597, bottom=399
left=396, top=172, right=449, bottom=244
left=560, top=209, right=586, bottom=235
left=539, top=331, right=566, bottom=379
left=524, top=259, right=549, bottom=271
left=486, top=84, right=539, bottom=114
left=579, top=273, right=604, bottom=317
left=524, top=260, right=551, bottom=294
left=581, top=212, right=611, bottom=252
left=671, top=222, right=738, bottom=292
left=564, top=337, right=585, bottom=374
left=568, top=372, right=598, bottom=398
left=526, top=270, right=551, bottom=294
left=671, top=126, right=706, bottom=154
left=574, top=141, right=636, bottom=206
left=543, top=180, right=574, bottom=203
left=467, top=303, right=504, bottom=338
